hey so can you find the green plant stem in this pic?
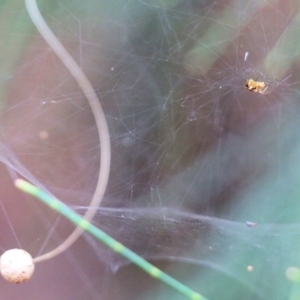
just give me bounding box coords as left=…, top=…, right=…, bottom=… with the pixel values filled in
left=15, top=179, right=208, bottom=300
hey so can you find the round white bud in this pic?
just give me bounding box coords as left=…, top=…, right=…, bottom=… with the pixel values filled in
left=0, top=249, right=35, bottom=283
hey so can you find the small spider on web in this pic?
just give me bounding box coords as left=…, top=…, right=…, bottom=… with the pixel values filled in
left=245, top=79, right=269, bottom=94
left=243, top=64, right=292, bottom=96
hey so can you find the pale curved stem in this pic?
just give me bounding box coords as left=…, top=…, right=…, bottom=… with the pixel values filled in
left=24, top=0, right=111, bottom=263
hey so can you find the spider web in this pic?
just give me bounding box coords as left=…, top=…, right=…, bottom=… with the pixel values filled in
left=0, top=0, right=300, bottom=299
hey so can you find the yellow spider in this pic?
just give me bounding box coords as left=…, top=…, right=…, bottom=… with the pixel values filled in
left=245, top=79, right=268, bottom=94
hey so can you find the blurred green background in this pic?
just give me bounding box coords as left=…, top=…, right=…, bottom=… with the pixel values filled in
left=0, top=0, right=300, bottom=299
